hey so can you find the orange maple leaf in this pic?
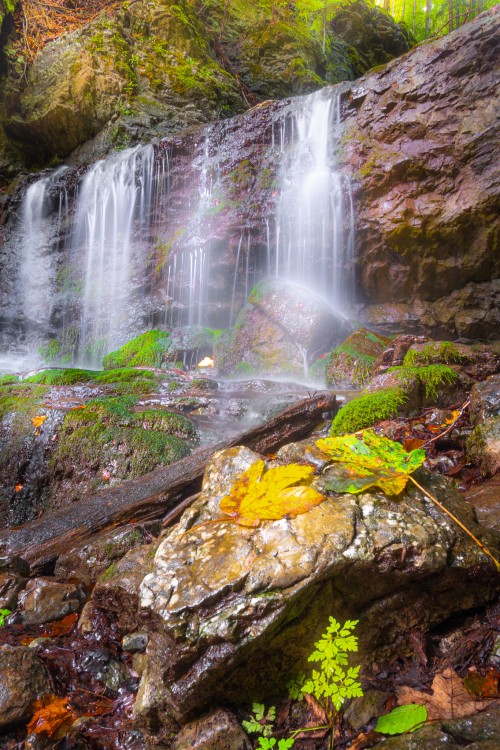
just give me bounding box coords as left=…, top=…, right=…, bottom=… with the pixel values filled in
left=32, top=415, right=47, bottom=429
left=27, top=695, right=76, bottom=738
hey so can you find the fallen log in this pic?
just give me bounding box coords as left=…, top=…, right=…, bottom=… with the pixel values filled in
left=3, top=392, right=337, bottom=572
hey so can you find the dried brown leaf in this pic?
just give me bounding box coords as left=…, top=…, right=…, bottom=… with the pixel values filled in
left=396, top=668, right=496, bottom=720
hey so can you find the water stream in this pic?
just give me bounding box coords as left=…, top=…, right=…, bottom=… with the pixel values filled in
left=0, top=86, right=355, bottom=371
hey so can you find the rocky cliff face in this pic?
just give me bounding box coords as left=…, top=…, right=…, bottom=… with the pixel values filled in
left=0, top=0, right=413, bottom=176
left=343, top=6, right=500, bottom=332
left=0, top=7, right=498, bottom=350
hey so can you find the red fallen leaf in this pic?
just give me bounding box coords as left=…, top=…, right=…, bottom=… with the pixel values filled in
left=43, top=612, right=79, bottom=637
left=463, top=668, right=499, bottom=699
left=102, top=468, right=111, bottom=482
left=27, top=694, right=76, bottom=738
left=71, top=404, right=87, bottom=410
left=14, top=484, right=23, bottom=492
left=403, top=438, right=425, bottom=452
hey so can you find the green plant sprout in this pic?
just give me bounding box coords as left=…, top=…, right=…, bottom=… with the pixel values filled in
left=0, top=609, right=11, bottom=626
left=257, top=739, right=294, bottom=750
left=242, top=703, right=277, bottom=737
left=287, top=618, right=363, bottom=748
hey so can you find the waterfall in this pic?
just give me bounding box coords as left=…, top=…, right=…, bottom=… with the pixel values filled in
left=72, top=145, right=163, bottom=365
left=0, top=85, right=355, bottom=371
left=273, top=89, right=355, bottom=307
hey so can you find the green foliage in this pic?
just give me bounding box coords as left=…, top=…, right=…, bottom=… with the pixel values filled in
left=375, top=704, right=427, bottom=734
left=242, top=703, right=276, bottom=737
left=102, top=330, right=171, bottom=370
left=0, top=609, right=12, bottom=627
left=373, top=0, right=497, bottom=43
left=403, top=342, right=468, bottom=367
left=302, top=617, right=363, bottom=712
left=257, top=739, right=294, bottom=750
left=317, top=430, right=426, bottom=496
left=287, top=671, right=306, bottom=700
left=330, top=388, right=408, bottom=436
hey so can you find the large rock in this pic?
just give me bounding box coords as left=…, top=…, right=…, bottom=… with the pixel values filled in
left=134, top=444, right=499, bottom=736
left=214, top=280, right=351, bottom=377
left=344, top=9, right=500, bottom=314
left=467, top=374, right=500, bottom=478
left=0, top=645, right=51, bottom=729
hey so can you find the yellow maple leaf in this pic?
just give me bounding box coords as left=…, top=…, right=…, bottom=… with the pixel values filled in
left=32, top=415, right=47, bottom=428
left=219, top=459, right=325, bottom=527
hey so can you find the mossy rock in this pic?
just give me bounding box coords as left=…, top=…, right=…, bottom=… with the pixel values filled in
left=330, top=387, right=408, bottom=436
left=331, top=364, right=461, bottom=435
left=51, top=395, right=197, bottom=503
left=102, top=330, right=171, bottom=370
left=325, top=328, right=391, bottom=388
left=24, top=369, right=97, bottom=386
left=403, top=341, right=472, bottom=367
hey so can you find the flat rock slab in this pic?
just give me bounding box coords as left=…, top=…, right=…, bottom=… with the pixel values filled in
left=464, top=476, right=500, bottom=531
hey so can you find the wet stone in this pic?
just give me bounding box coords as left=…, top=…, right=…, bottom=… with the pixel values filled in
left=122, top=631, right=149, bottom=653
left=172, top=709, right=251, bottom=750
left=135, top=445, right=499, bottom=735
left=54, top=524, right=152, bottom=587
left=0, top=556, right=30, bottom=577
left=0, top=645, right=51, bottom=729
left=16, top=577, right=88, bottom=626
left=0, top=571, right=27, bottom=611
left=77, top=648, right=130, bottom=694
left=470, top=374, right=500, bottom=424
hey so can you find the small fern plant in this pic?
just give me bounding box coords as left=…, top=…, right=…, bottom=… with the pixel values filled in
left=288, top=617, right=363, bottom=733
left=242, top=703, right=276, bottom=738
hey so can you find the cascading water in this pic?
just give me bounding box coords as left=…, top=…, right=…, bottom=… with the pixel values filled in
left=0, top=85, right=355, bottom=371
left=72, top=145, right=165, bottom=365
left=274, top=90, right=355, bottom=305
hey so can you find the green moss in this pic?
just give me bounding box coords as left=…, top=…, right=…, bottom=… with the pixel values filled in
left=403, top=342, right=470, bottom=367
left=135, top=409, right=196, bottom=439
left=389, top=364, right=459, bottom=400
left=102, top=330, right=171, bottom=370
left=330, top=388, right=408, bottom=436
left=0, top=375, right=19, bottom=386
left=25, top=369, right=97, bottom=386
left=94, top=368, right=163, bottom=395
left=98, top=562, right=118, bottom=583
left=38, top=339, right=61, bottom=364
left=0, top=384, right=48, bottom=419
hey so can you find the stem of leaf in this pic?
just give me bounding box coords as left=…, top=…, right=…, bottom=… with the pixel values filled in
left=288, top=725, right=330, bottom=739
left=408, top=475, right=500, bottom=570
